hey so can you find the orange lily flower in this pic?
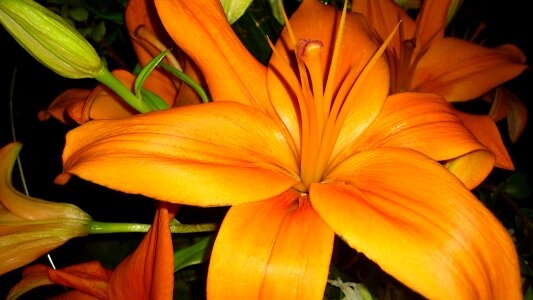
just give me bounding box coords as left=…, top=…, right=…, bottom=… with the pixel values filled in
left=55, top=0, right=520, bottom=299
left=39, top=0, right=203, bottom=125
left=0, top=142, right=91, bottom=276
left=352, top=0, right=527, bottom=186
left=8, top=203, right=177, bottom=299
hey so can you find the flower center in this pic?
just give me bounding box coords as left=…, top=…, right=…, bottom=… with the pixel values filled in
left=274, top=3, right=398, bottom=192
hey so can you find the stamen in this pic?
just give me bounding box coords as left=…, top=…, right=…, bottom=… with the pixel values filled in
left=323, top=0, right=349, bottom=120
left=333, top=21, right=401, bottom=137
left=316, top=21, right=401, bottom=181
left=296, top=39, right=322, bottom=187
left=297, top=39, right=325, bottom=134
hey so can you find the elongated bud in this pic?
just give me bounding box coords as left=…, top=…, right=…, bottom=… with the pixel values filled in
left=0, top=0, right=105, bottom=79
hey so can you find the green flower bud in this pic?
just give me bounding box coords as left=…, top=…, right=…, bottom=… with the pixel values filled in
left=0, top=142, right=92, bottom=275
left=0, top=0, right=104, bottom=78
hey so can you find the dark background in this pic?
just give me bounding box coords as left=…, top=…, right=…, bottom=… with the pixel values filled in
left=1, top=0, right=532, bottom=298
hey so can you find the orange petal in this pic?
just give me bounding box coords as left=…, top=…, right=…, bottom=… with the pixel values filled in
left=125, top=0, right=172, bottom=66
left=60, top=102, right=299, bottom=206
left=7, top=264, right=54, bottom=299
left=414, top=0, right=450, bottom=48
left=49, top=290, right=100, bottom=300
left=489, top=87, right=528, bottom=143
left=455, top=110, right=514, bottom=170
left=108, top=203, right=176, bottom=299
left=207, top=190, right=334, bottom=299
left=154, top=0, right=269, bottom=110
left=38, top=88, right=92, bottom=124
left=69, top=69, right=178, bottom=123
left=411, top=37, right=527, bottom=102
left=351, top=0, right=416, bottom=52
left=269, top=0, right=389, bottom=155
left=312, top=147, right=521, bottom=299
left=330, top=93, right=487, bottom=170
left=444, top=149, right=495, bottom=189
left=47, top=261, right=112, bottom=299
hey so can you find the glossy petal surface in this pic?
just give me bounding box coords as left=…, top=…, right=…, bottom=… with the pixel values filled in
left=207, top=190, right=334, bottom=299
left=61, top=102, right=299, bottom=206
left=312, top=148, right=520, bottom=299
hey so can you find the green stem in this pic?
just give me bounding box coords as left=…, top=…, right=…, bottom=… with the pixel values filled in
left=89, top=221, right=217, bottom=234
left=94, top=68, right=153, bottom=113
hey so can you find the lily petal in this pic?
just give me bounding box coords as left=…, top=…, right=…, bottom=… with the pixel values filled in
left=329, top=93, right=488, bottom=171
left=411, top=38, right=527, bottom=102
left=59, top=102, right=299, bottom=206
left=207, top=190, right=334, bottom=299
left=125, top=0, right=174, bottom=66
left=488, top=86, right=528, bottom=143
left=7, top=264, right=54, bottom=300
left=37, top=88, right=92, bottom=123
left=47, top=261, right=112, bottom=300
left=154, top=0, right=269, bottom=110
left=445, top=149, right=496, bottom=189
left=109, top=203, right=176, bottom=299
left=269, top=0, right=389, bottom=155
left=351, top=0, right=416, bottom=52
left=312, top=147, right=520, bottom=299
left=455, top=110, right=514, bottom=170
left=414, top=0, right=450, bottom=49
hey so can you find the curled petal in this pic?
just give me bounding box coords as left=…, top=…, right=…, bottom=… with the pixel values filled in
left=313, top=147, right=520, bottom=299
left=445, top=150, right=496, bottom=189
left=60, top=102, right=299, bottom=206
left=455, top=111, right=514, bottom=170
left=207, top=190, right=334, bottom=299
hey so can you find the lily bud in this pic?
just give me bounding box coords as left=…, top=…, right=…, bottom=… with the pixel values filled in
left=0, top=142, right=92, bottom=275
left=0, top=0, right=104, bottom=79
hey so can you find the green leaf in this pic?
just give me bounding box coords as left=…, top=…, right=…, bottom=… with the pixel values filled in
left=67, top=6, right=89, bottom=22
left=231, top=0, right=283, bottom=65
left=134, top=49, right=169, bottom=106
left=91, top=20, right=106, bottom=42
left=504, top=171, right=532, bottom=199
left=140, top=87, right=169, bottom=111
left=174, top=236, right=213, bottom=272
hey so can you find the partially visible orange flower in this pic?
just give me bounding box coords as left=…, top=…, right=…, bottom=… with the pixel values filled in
left=39, top=69, right=177, bottom=124
left=486, top=86, right=528, bottom=143
left=54, top=0, right=521, bottom=298
left=0, top=142, right=91, bottom=276
left=7, top=203, right=177, bottom=300
left=39, top=0, right=203, bottom=125
left=352, top=0, right=528, bottom=187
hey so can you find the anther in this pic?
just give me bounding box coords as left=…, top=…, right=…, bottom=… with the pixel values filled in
left=297, top=39, right=323, bottom=63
